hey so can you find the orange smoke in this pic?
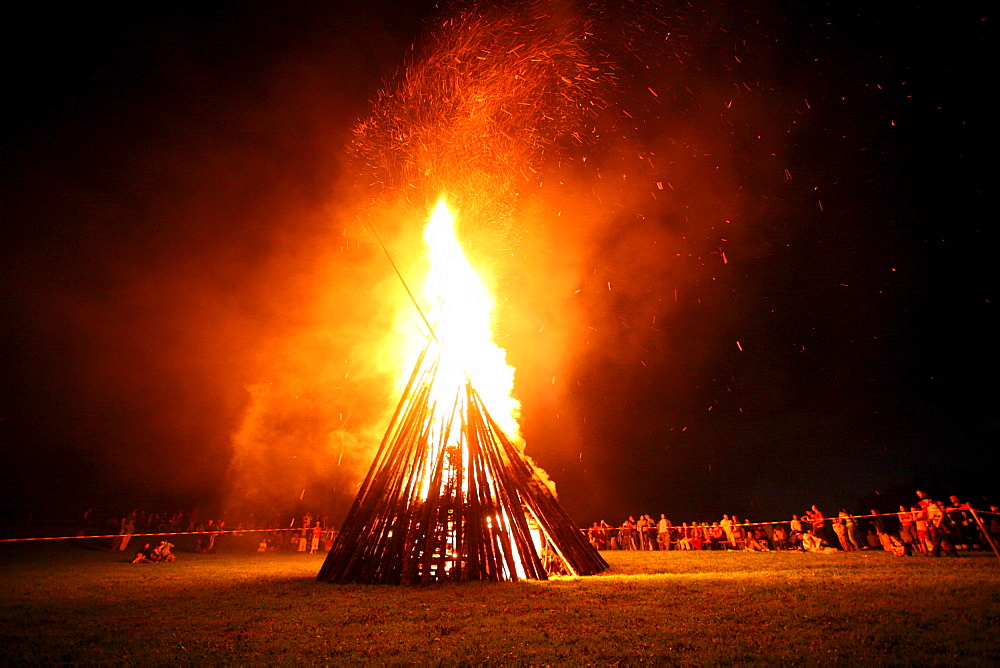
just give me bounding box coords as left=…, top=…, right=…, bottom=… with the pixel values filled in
left=225, top=1, right=756, bottom=519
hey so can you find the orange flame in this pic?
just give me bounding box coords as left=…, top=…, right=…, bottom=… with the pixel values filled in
left=416, top=196, right=521, bottom=443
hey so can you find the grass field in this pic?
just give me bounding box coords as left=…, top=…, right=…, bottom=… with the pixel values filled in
left=2, top=541, right=998, bottom=665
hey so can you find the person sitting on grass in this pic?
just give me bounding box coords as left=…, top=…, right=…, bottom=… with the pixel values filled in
left=800, top=532, right=838, bottom=554
left=885, top=533, right=908, bottom=557
left=153, top=540, right=176, bottom=562
left=131, top=543, right=155, bottom=563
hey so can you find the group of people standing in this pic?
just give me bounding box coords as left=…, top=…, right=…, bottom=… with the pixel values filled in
left=587, top=490, right=999, bottom=556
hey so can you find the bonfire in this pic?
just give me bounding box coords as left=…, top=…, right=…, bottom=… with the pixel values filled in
left=318, top=198, right=607, bottom=584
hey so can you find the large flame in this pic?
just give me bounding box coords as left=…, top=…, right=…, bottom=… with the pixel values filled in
left=418, top=196, right=521, bottom=443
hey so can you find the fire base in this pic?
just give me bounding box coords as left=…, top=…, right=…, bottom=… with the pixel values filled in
left=318, top=337, right=608, bottom=584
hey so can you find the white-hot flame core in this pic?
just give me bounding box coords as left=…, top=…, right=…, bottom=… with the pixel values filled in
left=421, top=197, right=521, bottom=443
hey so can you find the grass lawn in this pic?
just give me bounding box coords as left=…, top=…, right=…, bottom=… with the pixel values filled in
left=1, top=541, right=998, bottom=664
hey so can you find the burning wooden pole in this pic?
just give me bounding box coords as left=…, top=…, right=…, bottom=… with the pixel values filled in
left=318, top=335, right=608, bottom=584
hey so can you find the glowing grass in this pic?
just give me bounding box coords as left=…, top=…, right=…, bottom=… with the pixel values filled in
left=2, top=543, right=998, bottom=664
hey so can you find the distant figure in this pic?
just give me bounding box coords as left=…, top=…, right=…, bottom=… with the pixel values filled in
left=324, top=525, right=337, bottom=552
left=897, top=506, right=917, bottom=553
left=772, top=525, right=788, bottom=550
left=833, top=517, right=849, bottom=551
left=644, top=515, right=658, bottom=550
left=885, top=533, right=908, bottom=557
left=310, top=522, right=322, bottom=554
left=840, top=510, right=863, bottom=550
left=731, top=516, right=747, bottom=550
left=677, top=523, right=692, bottom=550
left=920, top=494, right=957, bottom=557
left=946, top=495, right=974, bottom=549
left=801, top=532, right=837, bottom=554
left=720, top=515, right=734, bottom=549
left=636, top=515, right=651, bottom=550
left=115, top=516, right=135, bottom=552
left=154, top=540, right=175, bottom=562
left=912, top=505, right=930, bottom=555
left=131, top=543, right=154, bottom=563
left=707, top=522, right=723, bottom=550
left=809, top=505, right=829, bottom=545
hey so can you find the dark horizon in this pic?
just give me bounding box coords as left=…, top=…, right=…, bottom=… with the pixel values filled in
left=1, top=1, right=994, bottom=529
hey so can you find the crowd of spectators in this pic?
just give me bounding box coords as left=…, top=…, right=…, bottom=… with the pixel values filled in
left=91, top=507, right=340, bottom=558
left=28, top=488, right=1000, bottom=562
left=587, top=490, right=1000, bottom=557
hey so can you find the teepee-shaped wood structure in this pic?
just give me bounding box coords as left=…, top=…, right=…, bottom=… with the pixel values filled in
left=318, top=335, right=608, bottom=584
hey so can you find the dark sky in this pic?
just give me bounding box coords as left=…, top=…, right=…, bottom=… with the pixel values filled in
left=1, top=1, right=994, bottom=526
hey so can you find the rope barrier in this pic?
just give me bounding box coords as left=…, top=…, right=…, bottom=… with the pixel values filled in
left=596, top=509, right=1000, bottom=531
left=1, top=510, right=996, bottom=544
left=0, top=527, right=329, bottom=544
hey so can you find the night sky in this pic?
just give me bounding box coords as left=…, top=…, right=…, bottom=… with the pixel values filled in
left=1, top=1, right=993, bottom=527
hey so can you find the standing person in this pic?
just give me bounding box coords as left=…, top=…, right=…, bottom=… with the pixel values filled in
left=721, top=515, right=735, bottom=549
left=657, top=514, right=672, bottom=550
left=897, top=506, right=917, bottom=554
left=116, top=515, right=135, bottom=552
left=636, top=515, right=650, bottom=550
left=206, top=520, right=222, bottom=553
left=946, top=496, right=975, bottom=550
left=840, top=510, right=863, bottom=550
left=923, top=496, right=958, bottom=557
left=645, top=515, right=658, bottom=550
left=309, top=521, right=322, bottom=555
left=912, top=505, right=930, bottom=554
left=618, top=518, right=636, bottom=551
left=588, top=523, right=602, bottom=549
left=598, top=520, right=611, bottom=550
left=324, top=524, right=337, bottom=552
left=833, top=517, right=849, bottom=551
left=809, top=505, right=831, bottom=545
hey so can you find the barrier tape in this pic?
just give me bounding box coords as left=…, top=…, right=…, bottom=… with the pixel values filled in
left=1, top=510, right=996, bottom=544
left=592, top=508, right=999, bottom=532
left=0, top=527, right=332, bottom=544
